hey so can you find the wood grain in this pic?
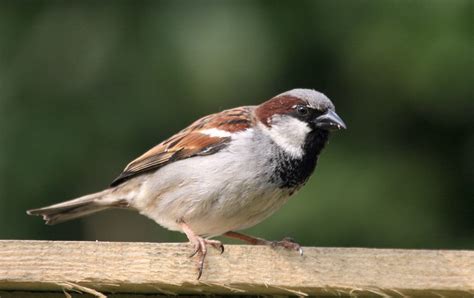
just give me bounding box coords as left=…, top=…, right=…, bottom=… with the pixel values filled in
left=0, top=240, right=473, bottom=297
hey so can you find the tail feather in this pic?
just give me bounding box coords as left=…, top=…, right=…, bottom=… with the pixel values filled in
left=27, top=188, right=128, bottom=225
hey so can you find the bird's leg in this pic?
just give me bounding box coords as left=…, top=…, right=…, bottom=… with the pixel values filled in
left=179, top=221, right=224, bottom=279
left=224, top=231, right=303, bottom=256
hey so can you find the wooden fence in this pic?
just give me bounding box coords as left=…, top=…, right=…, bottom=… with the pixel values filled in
left=0, top=240, right=473, bottom=297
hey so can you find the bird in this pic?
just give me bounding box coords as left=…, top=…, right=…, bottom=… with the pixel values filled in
left=27, top=88, right=346, bottom=279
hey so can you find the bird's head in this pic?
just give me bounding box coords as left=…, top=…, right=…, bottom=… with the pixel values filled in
left=256, top=88, right=346, bottom=158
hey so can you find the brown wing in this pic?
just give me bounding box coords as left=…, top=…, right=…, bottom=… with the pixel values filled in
left=110, top=106, right=254, bottom=186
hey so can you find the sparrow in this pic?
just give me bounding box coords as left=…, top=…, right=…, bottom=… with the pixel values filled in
left=27, top=88, right=346, bottom=279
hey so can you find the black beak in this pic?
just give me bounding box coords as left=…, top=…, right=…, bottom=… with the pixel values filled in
left=314, top=110, right=346, bottom=130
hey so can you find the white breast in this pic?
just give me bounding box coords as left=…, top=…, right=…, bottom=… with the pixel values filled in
left=130, top=128, right=293, bottom=237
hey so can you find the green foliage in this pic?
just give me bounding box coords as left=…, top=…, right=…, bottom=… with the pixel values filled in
left=0, top=1, right=472, bottom=248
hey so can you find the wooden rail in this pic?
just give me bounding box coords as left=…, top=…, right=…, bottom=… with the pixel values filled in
left=0, top=240, right=473, bottom=297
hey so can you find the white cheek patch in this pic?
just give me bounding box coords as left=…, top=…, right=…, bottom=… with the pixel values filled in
left=260, top=115, right=310, bottom=158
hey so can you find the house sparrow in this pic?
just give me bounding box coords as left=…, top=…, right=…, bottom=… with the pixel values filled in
left=27, top=88, right=346, bottom=279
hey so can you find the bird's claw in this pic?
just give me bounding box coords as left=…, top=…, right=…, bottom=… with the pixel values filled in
left=189, top=244, right=200, bottom=258
left=188, top=238, right=225, bottom=279
left=271, top=237, right=304, bottom=256
left=208, top=241, right=225, bottom=254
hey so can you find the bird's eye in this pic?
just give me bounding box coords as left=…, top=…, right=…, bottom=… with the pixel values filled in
left=296, top=105, right=309, bottom=116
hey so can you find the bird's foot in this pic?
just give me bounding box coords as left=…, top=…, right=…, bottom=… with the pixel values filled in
left=180, top=221, right=224, bottom=279
left=270, top=237, right=304, bottom=256
left=188, top=237, right=224, bottom=279
left=189, top=237, right=224, bottom=258
left=224, top=231, right=303, bottom=256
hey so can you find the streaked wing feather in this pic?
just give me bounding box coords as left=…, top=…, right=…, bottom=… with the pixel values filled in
left=110, top=106, right=253, bottom=186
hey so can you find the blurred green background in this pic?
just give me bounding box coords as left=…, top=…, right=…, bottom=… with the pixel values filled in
left=0, top=1, right=472, bottom=249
